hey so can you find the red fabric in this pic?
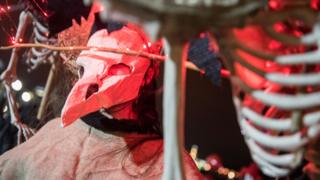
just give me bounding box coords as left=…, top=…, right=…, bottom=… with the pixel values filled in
left=0, top=118, right=203, bottom=180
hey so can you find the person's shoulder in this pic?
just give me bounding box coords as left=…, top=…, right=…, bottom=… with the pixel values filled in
left=134, top=137, right=203, bottom=180
left=0, top=119, right=59, bottom=166
left=0, top=118, right=90, bottom=179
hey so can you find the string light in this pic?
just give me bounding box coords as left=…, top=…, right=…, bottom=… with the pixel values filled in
left=0, top=1, right=19, bottom=44
left=30, top=0, right=49, bottom=17
left=9, top=36, right=16, bottom=44
left=21, top=92, right=33, bottom=102
left=2, top=106, right=8, bottom=113
left=0, top=7, right=5, bottom=12
left=35, top=86, right=44, bottom=97
left=189, top=145, right=240, bottom=179
left=99, top=4, right=104, bottom=12
left=11, top=79, right=23, bottom=91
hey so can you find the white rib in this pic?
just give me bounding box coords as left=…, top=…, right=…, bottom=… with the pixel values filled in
left=35, top=21, right=48, bottom=34
left=252, top=91, right=320, bottom=110
left=246, top=139, right=303, bottom=167
left=31, top=47, right=51, bottom=57
left=301, top=23, right=320, bottom=45
left=242, top=107, right=291, bottom=131
left=34, top=27, right=49, bottom=42
left=30, top=57, right=45, bottom=64
left=308, top=125, right=320, bottom=138
left=276, top=51, right=320, bottom=64
left=304, top=111, right=320, bottom=126
left=266, top=73, right=320, bottom=86
left=251, top=154, right=290, bottom=177
left=260, top=167, right=282, bottom=178
left=301, top=32, right=318, bottom=45
left=240, top=119, right=308, bottom=151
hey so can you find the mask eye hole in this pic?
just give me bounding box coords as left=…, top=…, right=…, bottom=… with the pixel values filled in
left=86, top=83, right=99, bottom=99
left=108, top=63, right=131, bottom=76
left=78, top=66, right=84, bottom=78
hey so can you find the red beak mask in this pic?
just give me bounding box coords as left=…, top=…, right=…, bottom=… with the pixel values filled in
left=61, top=25, right=153, bottom=127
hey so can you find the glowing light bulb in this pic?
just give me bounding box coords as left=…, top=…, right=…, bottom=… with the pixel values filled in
left=9, top=36, right=16, bottom=44
left=35, top=86, right=44, bottom=97
left=227, top=171, right=236, bottom=179
left=99, top=5, right=104, bottom=12
left=21, top=92, right=33, bottom=102
left=11, top=80, right=22, bottom=91
left=3, top=105, right=8, bottom=113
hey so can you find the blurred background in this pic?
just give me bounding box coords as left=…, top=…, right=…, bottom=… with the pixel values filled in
left=0, top=0, right=254, bottom=179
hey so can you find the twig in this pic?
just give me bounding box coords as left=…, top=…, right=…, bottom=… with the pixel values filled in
left=0, top=43, right=166, bottom=61
left=36, top=61, right=57, bottom=121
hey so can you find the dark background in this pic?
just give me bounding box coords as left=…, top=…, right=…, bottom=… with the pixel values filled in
left=0, top=0, right=251, bottom=173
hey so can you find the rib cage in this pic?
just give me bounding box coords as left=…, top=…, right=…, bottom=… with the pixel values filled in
left=218, top=7, right=320, bottom=177
left=27, top=16, right=57, bottom=69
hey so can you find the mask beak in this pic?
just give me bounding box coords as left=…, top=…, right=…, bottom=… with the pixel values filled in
left=61, top=81, right=101, bottom=127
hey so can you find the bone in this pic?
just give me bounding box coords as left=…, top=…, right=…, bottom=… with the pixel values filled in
left=31, top=47, right=51, bottom=57
left=34, top=26, right=49, bottom=42
left=241, top=107, right=292, bottom=131
left=162, top=39, right=184, bottom=180
left=246, top=139, right=303, bottom=167
left=242, top=106, right=320, bottom=130
left=308, top=125, right=320, bottom=139
left=276, top=51, right=320, bottom=64
left=34, top=21, right=49, bottom=34
left=266, top=73, right=320, bottom=86
left=28, top=17, right=57, bottom=70
left=304, top=111, right=320, bottom=126
left=240, top=119, right=308, bottom=151
left=232, top=19, right=320, bottom=178
left=0, top=11, right=35, bottom=144
left=252, top=91, right=320, bottom=110
left=251, top=154, right=290, bottom=177
left=301, top=23, right=320, bottom=45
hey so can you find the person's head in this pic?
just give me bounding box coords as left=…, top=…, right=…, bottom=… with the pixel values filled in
left=61, top=24, right=160, bottom=129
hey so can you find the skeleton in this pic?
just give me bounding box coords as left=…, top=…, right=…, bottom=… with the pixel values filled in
left=0, top=9, right=57, bottom=144
left=27, top=15, right=57, bottom=70
left=217, top=2, right=320, bottom=177
left=89, top=0, right=320, bottom=178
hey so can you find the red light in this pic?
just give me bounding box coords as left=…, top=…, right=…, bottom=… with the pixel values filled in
left=199, top=32, right=206, bottom=38
left=311, top=0, right=320, bottom=10
left=99, top=5, right=104, bottom=12
left=92, top=3, right=105, bottom=13
left=307, top=86, right=313, bottom=92
left=273, top=23, right=286, bottom=33
left=220, top=69, right=230, bottom=78
left=7, top=6, right=10, bottom=10
left=265, top=61, right=272, bottom=68
left=9, top=36, right=16, bottom=44
left=292, top=30, right=302, bottom=37
left=268, top=40, right=282, bottom=50
left=268, top=0, right=282, bottom=10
